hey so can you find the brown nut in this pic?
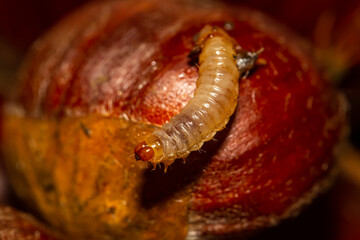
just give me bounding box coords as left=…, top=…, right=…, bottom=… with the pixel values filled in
left=1, top=0, right=347, bottom=239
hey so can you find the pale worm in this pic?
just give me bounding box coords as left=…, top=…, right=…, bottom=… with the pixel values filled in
left=134, top=25, right=260, bottom=170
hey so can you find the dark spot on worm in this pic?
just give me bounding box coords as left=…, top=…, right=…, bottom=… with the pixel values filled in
left=80, top=122, right=92, bottom=138
left=224, top=21, right=234, bottom=31
left=188, top=45, right=201, bottom=66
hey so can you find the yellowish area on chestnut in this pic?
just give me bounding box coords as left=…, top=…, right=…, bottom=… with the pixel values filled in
left=2, top=113, right=190, bottom=240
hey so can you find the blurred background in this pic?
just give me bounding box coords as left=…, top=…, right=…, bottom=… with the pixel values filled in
left=0, top=0, right=359, bottom=239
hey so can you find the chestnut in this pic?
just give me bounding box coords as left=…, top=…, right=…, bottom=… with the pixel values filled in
left=1, top=0, right=346, bottom=239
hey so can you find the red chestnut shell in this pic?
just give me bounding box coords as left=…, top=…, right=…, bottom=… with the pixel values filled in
left=2, top=0, right=346, bottom=239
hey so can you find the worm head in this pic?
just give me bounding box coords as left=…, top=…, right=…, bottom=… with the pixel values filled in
left=134, top=141, right=155, bottom=162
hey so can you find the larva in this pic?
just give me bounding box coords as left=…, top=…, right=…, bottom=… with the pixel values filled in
left=134, top=25, right=260, bottom=168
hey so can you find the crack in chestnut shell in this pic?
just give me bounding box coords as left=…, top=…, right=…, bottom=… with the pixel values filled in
left=3, top=0, right=347, bottom=239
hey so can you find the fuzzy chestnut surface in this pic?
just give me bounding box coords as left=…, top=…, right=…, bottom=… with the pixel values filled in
left=2, top=0, right=346, bottom=239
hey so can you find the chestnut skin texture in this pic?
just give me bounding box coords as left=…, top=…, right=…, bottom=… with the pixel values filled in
left=0, top=206, right=59, bottom=240
left=2, top=0, right=346, bottom=239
